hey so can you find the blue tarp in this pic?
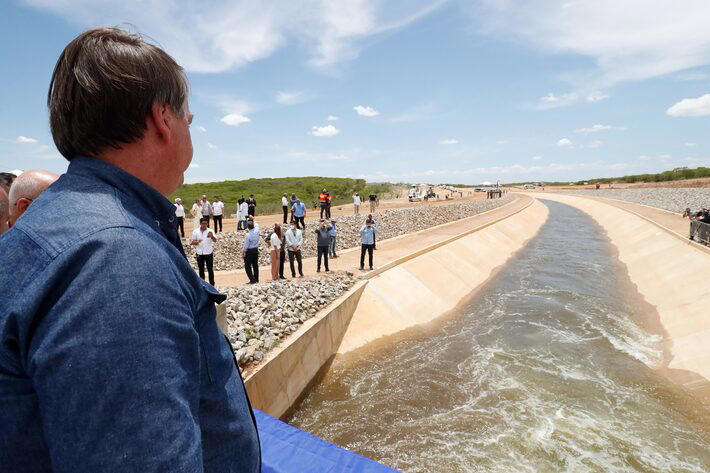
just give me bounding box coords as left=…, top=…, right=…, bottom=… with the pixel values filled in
left=255, top=409, right=399, bottom=473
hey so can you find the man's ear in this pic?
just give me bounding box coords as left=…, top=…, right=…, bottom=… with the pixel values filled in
left=149, top=103, right=172, bottom=143
left=17, top=198, right=31, bottom=215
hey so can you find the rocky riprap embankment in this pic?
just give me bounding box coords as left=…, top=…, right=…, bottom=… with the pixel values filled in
left=185, top=194, right=514, bottom=270
left=557, top=188, right=710, bottom=213
left=219, top=273, right=356, bottom=366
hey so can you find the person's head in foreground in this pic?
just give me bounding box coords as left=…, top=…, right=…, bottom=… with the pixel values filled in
left=0, top=27, right=260, bottom=472
left=0, top=172, right=16, bottom=193
left=7, top=169, right=59, bottom=228
left=0, top=188, right=9, bottom=236
left=199, top=217, right=209, bottom=231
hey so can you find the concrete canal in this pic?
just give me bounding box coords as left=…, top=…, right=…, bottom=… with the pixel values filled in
left=288, top=201, right=710, bottom=472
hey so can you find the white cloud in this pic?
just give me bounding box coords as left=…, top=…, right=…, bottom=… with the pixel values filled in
left=588, top=140, right=604, bottom=148
left=275, top=91, right=306, bottom=105
left=538, top=92, right=578, bottom=109
left=666, top=94, right=710, bottom=117
left=189, top=163, right=200, bottom=168
left=439, top=139, right=459, bottom=145
left=467, top=2, right=710, bottom=90
left=196, top=125, right=207, bottom=132
left=354, top=105, right=379, bottom=117
left=557, top=138, right=572, bottom=147
left=685, top=142, right=698, bottom=147
left=220, top=113, right=251, bottom=126
left=207, top=142, right=217, bottom=149
left=574, top=124, right=614, bottom=133
left=531, top=155, right=542, bottom=161
left=586, top=92, right=609, bottom=103
left=16, top=135, right=38, bottom=144
left=327, top=115, right=339, bottom=121
left=310, top=124, right=340, bottom=137
left=25, top=1, right=445, bottom=72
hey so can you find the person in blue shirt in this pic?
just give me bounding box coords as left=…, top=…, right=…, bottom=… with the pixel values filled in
left=242, top=216, right=261, bottom=283
left=328, top=218, right=338, bottom=258
left=292, top=198, right=306, bottom=229
left=0, top=28, right=260, bottom=473
left=360, top=217, right=378, bottom=270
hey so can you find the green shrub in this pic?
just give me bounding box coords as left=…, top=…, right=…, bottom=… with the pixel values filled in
left=169, top=177, right=396, bottom=216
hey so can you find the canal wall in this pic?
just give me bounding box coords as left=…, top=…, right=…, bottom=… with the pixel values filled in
left=242, top=197, right=548, bottom=418
left=534, top=193, right=710, bottom=395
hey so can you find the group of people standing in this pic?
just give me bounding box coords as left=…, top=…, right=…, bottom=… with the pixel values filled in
left=173, top=189, right=384, bottom=286
left=174, top=194, right=227, bottom=236
left=282, top=193, right=307, bottom=229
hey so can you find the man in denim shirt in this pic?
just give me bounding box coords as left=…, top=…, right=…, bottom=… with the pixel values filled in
left=0, top=28, right=260, bottom=472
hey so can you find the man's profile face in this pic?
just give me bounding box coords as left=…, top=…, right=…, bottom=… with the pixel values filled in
left=160, top=101, right=193, bottom=195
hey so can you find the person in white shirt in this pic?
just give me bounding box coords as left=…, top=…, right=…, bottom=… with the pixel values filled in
left=238, top=197, right=249, bottom=231
left=269, top=224, right=283, bottom=281
left=212, top=196, right=225, bottom=233
left=200, top=195, right=212, bottom=227
left=174, top=198, right=185, bottom=238
left=353, top=193, right=361, bottom=215
left=281, top=193, right=289, bottom=224
left=284, top=223, right=304, bottom=278
left=191, top=217, right=218, bottom=285
left=190, top=199, right=200, bottom=231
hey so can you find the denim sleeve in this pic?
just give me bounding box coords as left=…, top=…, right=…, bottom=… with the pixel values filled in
left=27, top=230, right=203, bottom=473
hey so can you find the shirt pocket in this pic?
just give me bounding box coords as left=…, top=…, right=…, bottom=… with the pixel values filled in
left=196, top=281, right=229, bottom=386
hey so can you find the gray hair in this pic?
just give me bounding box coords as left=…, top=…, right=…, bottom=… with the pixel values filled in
left=8, top=170, right=59, bottom=209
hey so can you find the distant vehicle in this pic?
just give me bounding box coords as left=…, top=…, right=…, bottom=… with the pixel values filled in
left=474, top=187, right=485, bottom=192
left=408, top=185, right=422, bottom=202
left=426, top=187, right=436, bottom=198
left=523, top=184, right=535, bottom=189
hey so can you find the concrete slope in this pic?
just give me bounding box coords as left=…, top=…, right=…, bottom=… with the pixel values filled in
left=338, top=198, right=549, bottom=353
left=534, top=193, right=710, bottom=394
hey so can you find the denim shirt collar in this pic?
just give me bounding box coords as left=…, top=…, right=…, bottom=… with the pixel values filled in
left=67, top=156, right=185, bottom=256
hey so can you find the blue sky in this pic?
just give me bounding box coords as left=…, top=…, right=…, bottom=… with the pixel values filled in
left=1, top=0, right=709, bottom=184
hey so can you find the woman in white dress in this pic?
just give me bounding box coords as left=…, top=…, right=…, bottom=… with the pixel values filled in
left=269, top=224, right=282, bottom=281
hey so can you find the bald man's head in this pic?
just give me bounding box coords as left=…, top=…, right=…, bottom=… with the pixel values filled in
left=8, top=169, right=59, bottom=228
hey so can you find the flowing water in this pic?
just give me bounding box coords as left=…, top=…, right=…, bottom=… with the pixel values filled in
left=288, top=201, right=710, bottom=472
